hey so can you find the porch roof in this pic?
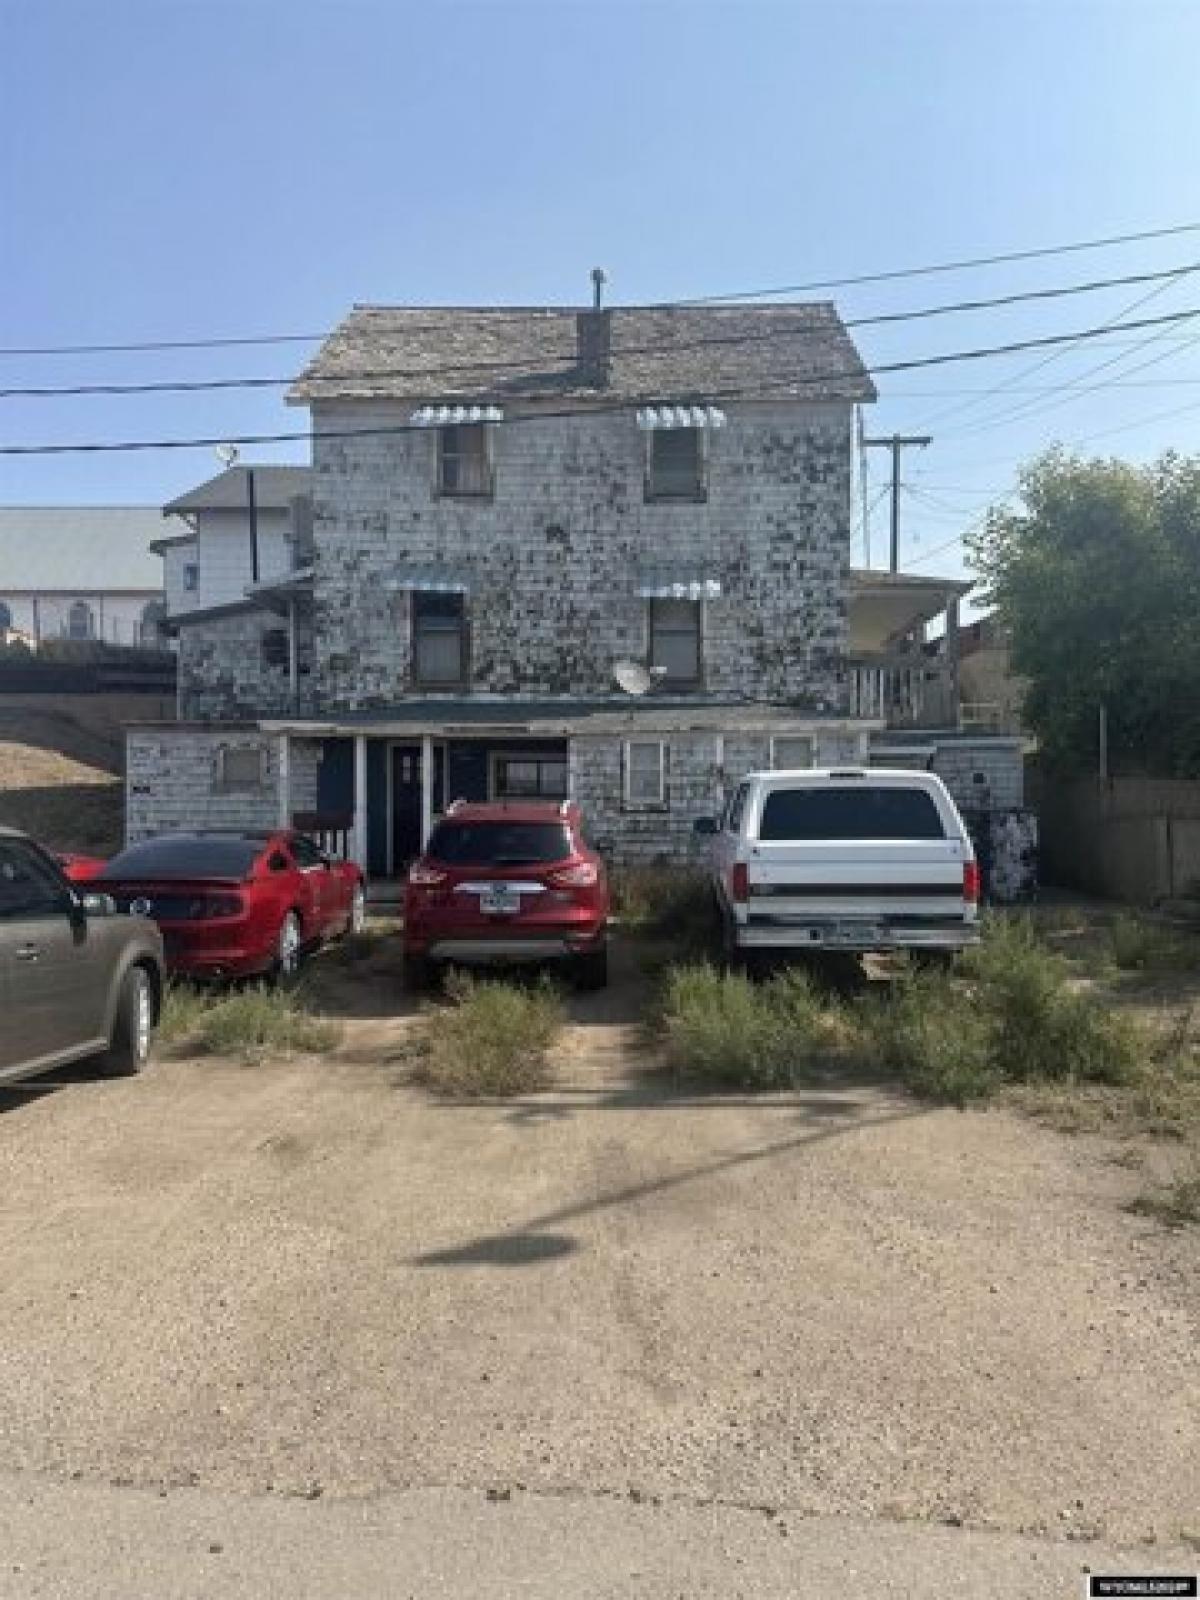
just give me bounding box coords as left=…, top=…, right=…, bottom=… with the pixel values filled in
left=260, top=696, right=883, bottom=738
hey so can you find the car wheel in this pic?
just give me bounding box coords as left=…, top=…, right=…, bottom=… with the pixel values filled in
left=100, top=965, right=154, bottom=1078
left=274, top=911, right=303, bottom=981
left=347, top=882, right=367, bottom=936
left=575, top=943, right=609, bottom=991
left=404, top=952, right=435, bottom=992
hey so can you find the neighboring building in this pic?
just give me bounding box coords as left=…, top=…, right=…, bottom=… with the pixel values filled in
left=127, top=301, right=1022, bottom=870
left=153, top=465, right=313, bottom=619
left=957, top=613, right=1027, bottom=733
left=0, top=507, right=168, bottom=648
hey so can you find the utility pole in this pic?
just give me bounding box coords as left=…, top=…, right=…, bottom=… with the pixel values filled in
left=861, top=432, right=931, bottom=572
left=246, top=466, right=260, bottom=584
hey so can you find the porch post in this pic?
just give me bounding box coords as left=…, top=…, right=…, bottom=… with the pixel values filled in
left=353, top=733, right=369, bottom=870
left=420, top=732, right=434, bottom=849
left=277, top=733, right=291, bottom=829
left=944, top=591, right=961, bottom=728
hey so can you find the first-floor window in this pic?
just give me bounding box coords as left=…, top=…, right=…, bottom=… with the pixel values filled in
left=215, top=745, right=266, bottom=791
left=67, top=600, right=94, bottom=640
left=770, top=735, right=814, bottom=771
left=492, top=754, right=568, bottom=800
left=413, top=591, right=467, bottom=685
left=624, top=740, right=667, bottom=808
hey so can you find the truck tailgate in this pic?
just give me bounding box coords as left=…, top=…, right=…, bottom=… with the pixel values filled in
left=745, top=838, right=970, bottom=919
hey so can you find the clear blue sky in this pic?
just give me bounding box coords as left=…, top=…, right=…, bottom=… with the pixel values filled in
left=3, top=0, right=1200, bottom=582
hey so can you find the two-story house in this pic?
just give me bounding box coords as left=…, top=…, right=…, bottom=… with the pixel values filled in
left=127, top=301, right=1021, bottom=873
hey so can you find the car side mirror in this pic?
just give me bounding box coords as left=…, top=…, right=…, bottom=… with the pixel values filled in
left=692, top=817, right=718, bottom=837
left=80, top=891, right=117, bottom=917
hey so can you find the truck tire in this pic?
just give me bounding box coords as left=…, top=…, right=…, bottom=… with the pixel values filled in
left=99, top=965, right=154, bottom=1078
left=720, top=912, right=747, bottom=975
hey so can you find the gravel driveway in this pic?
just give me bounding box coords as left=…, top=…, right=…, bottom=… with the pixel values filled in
left=0, top=946, right=1195, bottom=1557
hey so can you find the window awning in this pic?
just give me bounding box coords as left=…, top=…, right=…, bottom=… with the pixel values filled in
left=636, top=405, right=727, bottom=431
left=385, top=567, right=471, bottom=594
left=636, top=568, right=722, bottom=601
left=409, top=405, right=504, bottom=426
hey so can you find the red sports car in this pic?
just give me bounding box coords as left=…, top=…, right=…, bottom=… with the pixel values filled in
left=97, top=830, right=367, bottom=980
left=57, top=852, right=110, bottom=882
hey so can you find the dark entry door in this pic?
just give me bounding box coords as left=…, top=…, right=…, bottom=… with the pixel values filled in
left=390, top=744, right=446, bottom=872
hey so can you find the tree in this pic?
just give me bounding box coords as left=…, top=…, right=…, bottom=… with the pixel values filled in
left=969, top=449, right=1200, bottom=777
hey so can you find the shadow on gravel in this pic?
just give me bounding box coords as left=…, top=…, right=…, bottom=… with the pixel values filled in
left=411, top=1102, right=927, bottom=1267
left=415, top=1231, right=578, bottom=1267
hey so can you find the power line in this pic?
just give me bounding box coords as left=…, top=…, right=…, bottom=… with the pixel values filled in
left=6, top=262, right=1200, bottom=403
left=676, top=220, right=1200, bottom=304
left=7, top=306, right=1200, bottom=456
left=5, top=217, right=1200, bottom=360
left=909, top=259, right=1200, bottom=434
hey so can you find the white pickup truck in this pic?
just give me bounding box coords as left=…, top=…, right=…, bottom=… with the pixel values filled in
left=696, top=767, right=980, bottom=965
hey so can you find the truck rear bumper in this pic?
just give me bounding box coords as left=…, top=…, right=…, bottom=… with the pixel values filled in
left=737, top=921, right=979, bottom=952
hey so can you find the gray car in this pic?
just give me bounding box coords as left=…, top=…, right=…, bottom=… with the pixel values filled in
left=0, top=827, right=164, bottom=1086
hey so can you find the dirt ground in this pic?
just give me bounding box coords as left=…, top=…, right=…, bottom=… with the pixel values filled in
left=0, top=937, right=1195, bottom=1555
left=0, top=738, right=123, bottom=853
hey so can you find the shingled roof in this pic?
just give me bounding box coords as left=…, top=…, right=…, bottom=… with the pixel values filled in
left=287, top=303, right=876, bottom=407
left=163, top=465, right=311, bottom=515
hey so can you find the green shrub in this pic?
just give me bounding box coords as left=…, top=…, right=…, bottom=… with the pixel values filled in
left=659, top=964, right=841, bottom=1089
left=965, top=918, right=1138, bottom=1087
left=857, top=977, right=997, bottom=1105
left=1109, top=914, right=1198, bottom=975
left=1131, top=1162, right=1200, bottom=1228
left=415, top=974, right=564, bottom=1097
left=159, top=983, right=340, bottom=1059
left=610, top=866, right=715, bottom=942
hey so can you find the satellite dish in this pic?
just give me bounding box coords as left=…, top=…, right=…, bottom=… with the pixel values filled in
left=613, top=660, right=653, bottom=696
left=215, top=443, right=240, bottom=469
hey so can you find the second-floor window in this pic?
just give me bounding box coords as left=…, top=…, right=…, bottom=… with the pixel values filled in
left=648, top=598, right=701, bottom=685
left=182, top=563, right=200, bottom=592
left=438, top=423, right=492, bottom=497
left=413, top=591, right=468, bottom=685
left=646, top=427, right=705, bottom=501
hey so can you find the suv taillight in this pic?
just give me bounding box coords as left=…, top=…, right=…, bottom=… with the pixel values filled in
left=408, top=863, right=447, bottom=888
left=732, top=863, right=749, bottom=904
left=548, top=862, right=598, bottom=889
left=963, top=860, right=981, bottom=904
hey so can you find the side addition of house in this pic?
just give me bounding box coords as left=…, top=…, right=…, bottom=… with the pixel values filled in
left=128, top=299, right=1022, bottom=872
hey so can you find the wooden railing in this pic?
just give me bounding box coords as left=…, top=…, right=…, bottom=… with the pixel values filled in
left=849, top=655, right=959, bottom=730
left=292, top=811, right=354, bottom=860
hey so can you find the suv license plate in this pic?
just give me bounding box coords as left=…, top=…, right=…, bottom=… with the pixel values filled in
left=481, top=886, right=521, bottom=915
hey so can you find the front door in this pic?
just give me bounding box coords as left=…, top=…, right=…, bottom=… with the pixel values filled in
left=391, top=745, right=446, bottom=873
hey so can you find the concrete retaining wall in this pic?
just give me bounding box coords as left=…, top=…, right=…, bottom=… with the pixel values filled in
left=1033, top=773, right=1200, bottom=903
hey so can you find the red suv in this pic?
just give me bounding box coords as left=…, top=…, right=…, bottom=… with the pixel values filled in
left=403, top=800, right=609, bottom=989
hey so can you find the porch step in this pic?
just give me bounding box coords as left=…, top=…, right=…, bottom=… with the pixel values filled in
left=367, top=877, right=406, bottom=911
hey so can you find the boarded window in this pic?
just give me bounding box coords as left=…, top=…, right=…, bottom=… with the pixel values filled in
left=647, top=429, right=705, bottom=499
left=413, top=591, right=467, bottom=685
left=624, top=740, right=667, bottom=808
left=438, top=424, right=492, bottom=495
left=215, top=746, right=267, bottom=791
left=770, top=735, right=814, bottom=771
left=649, top=598, right=701, bottom=683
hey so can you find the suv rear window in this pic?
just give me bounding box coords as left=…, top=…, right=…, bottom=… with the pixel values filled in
left=102, top=837, right=262, bottom=879
left=758, top=786, right=947, bottom=841
left=426, top=821, right=573, bottom=866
